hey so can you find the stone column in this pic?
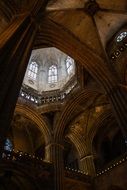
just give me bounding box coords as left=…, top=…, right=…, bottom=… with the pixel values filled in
left=79, top=155, right=96, bottom=177
left=0, top=0, right=49, bottom=154
left=0, top=14, right=37, bottom=152
left=45, top=143, right=64, bottom=190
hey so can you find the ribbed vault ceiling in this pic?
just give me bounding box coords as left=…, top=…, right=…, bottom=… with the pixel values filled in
left=43, top=0, right=127, bottom=57
left=1, top=0, right=127, bottom=57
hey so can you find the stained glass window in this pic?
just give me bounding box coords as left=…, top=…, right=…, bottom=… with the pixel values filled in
left=48, top=65, right=58, bottom=83
left=116, top=32, right=127, bottom=42
left=66, top=56, right=74, bottom=75
left=4, top=139, right=13, bottom=152
left=28, top=61, right=38, bottom=80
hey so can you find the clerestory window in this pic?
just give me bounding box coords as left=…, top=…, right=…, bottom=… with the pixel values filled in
left=48, top=65, right=58, bottom=83
left=66, top=56, right=74, bottom=75
left=28, top=61, right=38, bottom=80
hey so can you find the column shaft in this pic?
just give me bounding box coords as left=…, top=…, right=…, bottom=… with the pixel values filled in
left=45, top=143, right=64, bottom=190
left=80, top=155, right=96, bottom=177
left=0, top=14, right=38, bottom=151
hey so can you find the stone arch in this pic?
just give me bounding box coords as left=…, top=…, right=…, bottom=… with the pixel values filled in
left=36, top=18, right=127, bottom=143
left=36, top=17, right=117, bottom=91
left=15, top=103, right=52, bottom=146
left=34, top=16, right=127, bottom=155
left=66, top=129, right=89, bottom=173
left=66, top=132, right=88, bottom=159
left=54, top=88, right=101, bottom=142
left=88, top=109, right=115, bottom=153
left=87, top=109, right=119, bottom=170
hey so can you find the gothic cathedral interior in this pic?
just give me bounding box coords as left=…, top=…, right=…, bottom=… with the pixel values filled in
left=0, top=0, right=127, bottom=190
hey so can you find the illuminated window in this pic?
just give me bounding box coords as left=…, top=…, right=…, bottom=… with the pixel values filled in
left=66, top=56, right=74, bottom=75
left=116, top=31, right=127, bottom=42
left=4, top=139, right=13, bottom=152
left=28, top=61, right=38, bottom=80
left=48, top=65, right=58, bottom=83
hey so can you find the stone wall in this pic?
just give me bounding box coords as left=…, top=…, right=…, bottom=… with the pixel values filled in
left=94, top=159, right=127, bottom=190
left=65, top=178, right=92, bottom=190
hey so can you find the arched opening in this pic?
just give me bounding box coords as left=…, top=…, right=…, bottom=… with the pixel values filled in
left=64, top=140, right=79, bottom=170
left=11, top=113, right=45, bottom=158
left=93, top=123, right=127, bottom=170
left=48, top=65, right=58, bottom=84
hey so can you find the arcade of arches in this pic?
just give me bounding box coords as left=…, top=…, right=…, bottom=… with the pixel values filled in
left=0, top=0, right=127, bottom=190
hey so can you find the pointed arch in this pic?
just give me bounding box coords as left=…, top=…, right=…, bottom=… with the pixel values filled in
left=15, top=103, right=52, bottom=145
left=66, top=56, right=74, bottom=75
left=48, top=65, right=58, bottom=83
left=54, top=89, right=102, bottom=142
left=28, top=61, right=38, bottom=80
left=35, top=17, right=117, bottom=91
left=88, top=109, right=115, bottom=152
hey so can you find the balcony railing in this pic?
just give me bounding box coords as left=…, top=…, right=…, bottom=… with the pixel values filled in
left=1, top=150, right=52, bottom=171
left=96, top=152, right=127, bottom=177
left=19, top=79, right=77, bottom=106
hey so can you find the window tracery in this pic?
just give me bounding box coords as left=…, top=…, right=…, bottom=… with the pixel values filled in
left=28, top=61, right=38, bottom=80
left=48, top=65, right=58, bottom=83
left=116, top=31, right=127, bottom=42
left=4, top=138, right=13, bottom=152
left=66, top=56, right=74, bottom=75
